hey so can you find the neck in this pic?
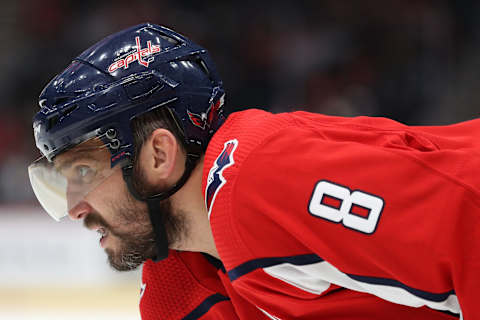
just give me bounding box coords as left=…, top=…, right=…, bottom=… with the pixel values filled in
left=169, top=155, right=220, bottom=259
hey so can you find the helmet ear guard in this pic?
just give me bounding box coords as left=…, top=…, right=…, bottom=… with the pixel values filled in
left=31, top=23, right=226, bottom=261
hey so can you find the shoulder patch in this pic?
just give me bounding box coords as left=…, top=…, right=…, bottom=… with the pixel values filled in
left=206, top=139, right=238, bottom=219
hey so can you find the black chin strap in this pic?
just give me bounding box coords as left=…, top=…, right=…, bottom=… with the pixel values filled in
left=122, top=152, right=200, bottom=261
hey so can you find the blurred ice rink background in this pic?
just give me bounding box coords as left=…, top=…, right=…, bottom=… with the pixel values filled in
left=0, top=0, right=479, bottom=319
left=0, top=206, right=141, bottom=320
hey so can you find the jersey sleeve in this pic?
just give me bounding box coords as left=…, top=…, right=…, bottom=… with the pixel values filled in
left=219, top=115, right=480, bottom=319
left=140, top=250, right=240, bottom=320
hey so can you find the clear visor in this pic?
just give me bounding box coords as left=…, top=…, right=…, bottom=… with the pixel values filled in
left=28, top=135, right=125, bottom=221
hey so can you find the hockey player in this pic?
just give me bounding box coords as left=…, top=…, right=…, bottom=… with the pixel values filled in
left=29, top=23, right=478, bottom=319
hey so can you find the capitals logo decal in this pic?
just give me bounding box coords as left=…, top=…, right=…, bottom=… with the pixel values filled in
left=206, top=139, right=238, bottom=219
left=188, top=94, right=225, bottom=130
left=108, top=36, right=161, bottom=73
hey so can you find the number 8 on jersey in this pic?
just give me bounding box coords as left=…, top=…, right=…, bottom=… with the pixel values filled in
left=308, top=180, right=385, bottom=234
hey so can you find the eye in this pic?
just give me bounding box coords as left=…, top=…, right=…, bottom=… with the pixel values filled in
left=75, top=165, right=96, bottom=184
left=77, top=166, right=90, bottom=177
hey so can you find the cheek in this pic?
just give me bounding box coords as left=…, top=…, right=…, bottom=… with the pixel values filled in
left=86, top=167, right=153, bottom=233
left=84, top=169, right=129, bottom=223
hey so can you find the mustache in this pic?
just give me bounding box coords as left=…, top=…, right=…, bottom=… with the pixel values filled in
left=84, top=211, right=113, bottom=232
left=83, top=207, right=148, bottom=239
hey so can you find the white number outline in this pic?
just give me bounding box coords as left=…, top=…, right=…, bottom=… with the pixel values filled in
left=308, top=180, right=385, bottom=234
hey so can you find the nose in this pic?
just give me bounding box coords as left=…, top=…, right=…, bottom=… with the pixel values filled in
left=66, top=180, right=90, bottom=220
left=68, top=201, right=93, bottom=220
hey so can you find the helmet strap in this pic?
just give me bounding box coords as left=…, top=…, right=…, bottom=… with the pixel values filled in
left=122, top=152, right=200, bottom=261
left=145, top=198, right=169, bottom=261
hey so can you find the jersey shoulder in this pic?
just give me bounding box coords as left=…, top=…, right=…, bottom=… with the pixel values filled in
left=203, top=109, right=341, bottom=269
left=203, top=109, right=298, bottom=219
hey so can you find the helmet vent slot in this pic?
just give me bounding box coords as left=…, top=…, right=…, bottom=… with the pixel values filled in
left=157, top=33, right=180, bottom=46
left=62, top=104, right=78, bottom=118
left=188, top=58, right=210, bottom=77
left=54, top=97, right=70, bottom=105
left=46, top=114, right=60, bottom=131
left=183, top=57, right=214, bottom=83
left=124, top=76, right=163, bottom=101
left=146, top=27, right=181, bottom=47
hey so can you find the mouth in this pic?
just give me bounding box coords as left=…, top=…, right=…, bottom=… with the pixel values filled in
left=96, top=227, right=109, bottom=248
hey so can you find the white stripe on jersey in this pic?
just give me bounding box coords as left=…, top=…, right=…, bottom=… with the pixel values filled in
left=258, top=307, right=282, bottom=320
left=263, top=260, right=461, bottom=315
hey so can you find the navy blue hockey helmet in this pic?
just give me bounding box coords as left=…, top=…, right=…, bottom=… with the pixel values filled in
left=29, top=23, right=225, bottom=223
left=34, top=23, right=225, bottom=163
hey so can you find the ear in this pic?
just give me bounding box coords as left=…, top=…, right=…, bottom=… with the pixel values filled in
left=141, top=128, right=179, bottom=182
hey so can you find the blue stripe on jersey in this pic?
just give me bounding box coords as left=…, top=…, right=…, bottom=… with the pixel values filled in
left=182, top=293, right=230, bottom=320
left=202, top=252, right=226, bottom=273
left=434, top=309, right=460, bottom=318
left=347, top=274, right=456, bottom=303
left=227, top=253, right=456, bottom=306
left=227, top=254, right=323, bottom=281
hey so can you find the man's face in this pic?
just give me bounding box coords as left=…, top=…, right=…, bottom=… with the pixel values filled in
left=76, top=167, right=157, bottom=271
left=56, top=140, right=186, bottom=271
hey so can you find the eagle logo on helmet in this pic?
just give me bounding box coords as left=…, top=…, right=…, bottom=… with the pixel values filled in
left=187, top=94, right=225, bottom=130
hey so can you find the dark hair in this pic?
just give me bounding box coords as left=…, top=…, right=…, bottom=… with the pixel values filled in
left=130, top=107, right=188, bottom=164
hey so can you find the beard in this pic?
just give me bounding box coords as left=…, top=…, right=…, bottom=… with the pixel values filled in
left=84, top=164, right=188, bottom=272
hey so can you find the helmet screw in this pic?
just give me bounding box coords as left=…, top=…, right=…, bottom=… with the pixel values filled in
left=106, top=128, right=117, bottom=139
left=109, top=139, right=120, bottom=150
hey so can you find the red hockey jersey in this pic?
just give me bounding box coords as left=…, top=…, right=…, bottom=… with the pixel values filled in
left=203, top=109, right=479, bottom=319
left=140, top=250, right=266, bottom=319
left=140, top=251, right=458, bottom=319
left=140, top=250, right=236, bottom=319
